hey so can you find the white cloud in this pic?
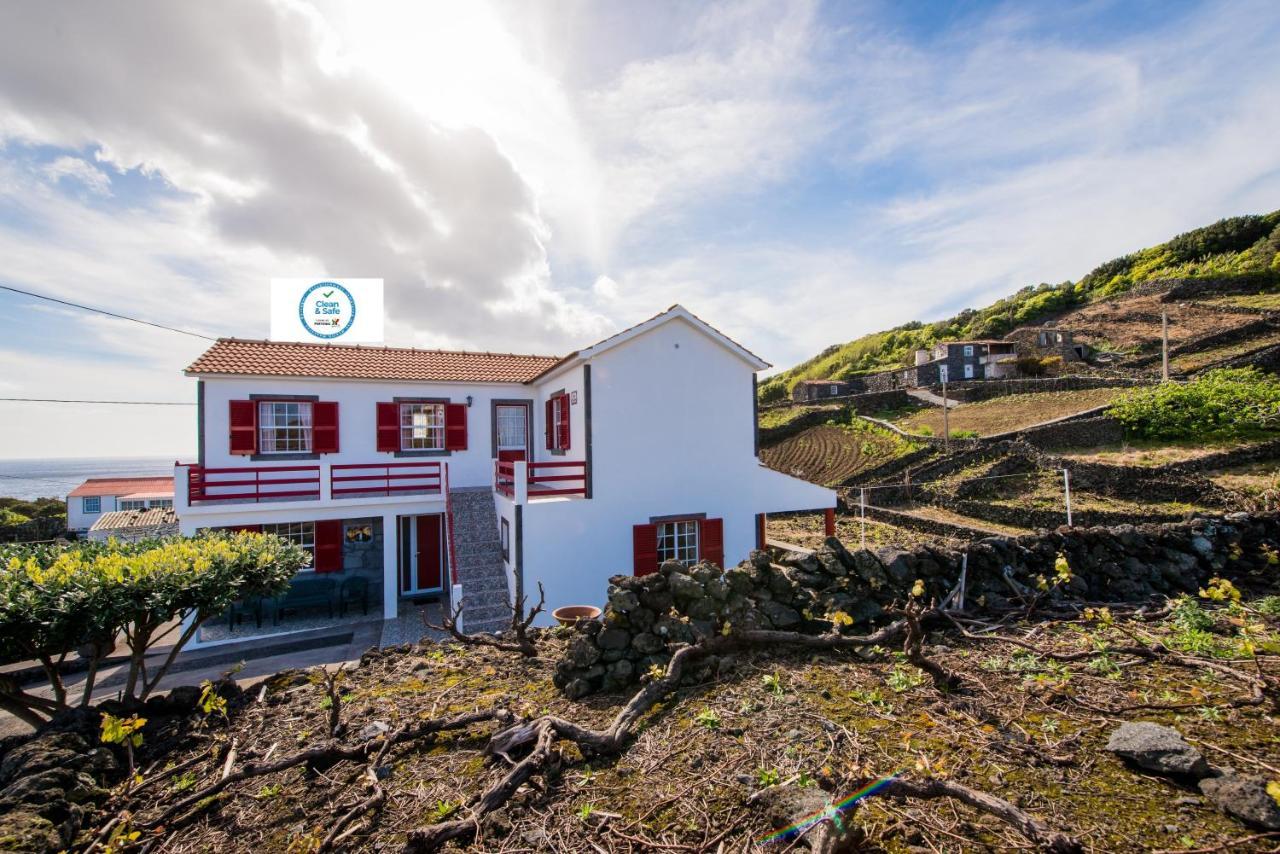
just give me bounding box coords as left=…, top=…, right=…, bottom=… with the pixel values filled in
left=41, top=155, right=111, bottom=195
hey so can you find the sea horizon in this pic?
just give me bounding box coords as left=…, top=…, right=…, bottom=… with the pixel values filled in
left=0, top=455, right=186, bottom=501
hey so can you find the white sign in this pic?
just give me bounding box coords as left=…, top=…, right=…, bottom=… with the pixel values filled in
left=270, top=278, right=384, bottom=343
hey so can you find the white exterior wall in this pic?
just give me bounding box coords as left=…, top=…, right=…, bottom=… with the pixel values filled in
left=517, top=316, right=834, bottom=619
left=199, top=375, right=531, bottom=486
left=67, top=494, right=119, bottom=533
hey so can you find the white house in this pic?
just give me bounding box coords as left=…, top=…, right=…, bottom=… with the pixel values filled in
left=67, top=476, right=175, bottom=533
left=174, top=305, right=835, bottom=636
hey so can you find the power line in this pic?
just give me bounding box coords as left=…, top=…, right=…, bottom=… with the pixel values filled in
left=0, top=283, right=218, bottom=341
left=0, top=398, right=194, bottom=405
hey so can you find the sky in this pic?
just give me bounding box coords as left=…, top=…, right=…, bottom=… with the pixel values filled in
left=1, top=0, right=1279, bottom=459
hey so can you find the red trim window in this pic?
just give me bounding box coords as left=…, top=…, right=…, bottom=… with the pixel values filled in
left=545, top=393, right=570, bottom=451
left=257, top=400, right=313, bottom=453
left=656, top=519, right=699, bottom=566
left=381, top=401, right=468, bottom=452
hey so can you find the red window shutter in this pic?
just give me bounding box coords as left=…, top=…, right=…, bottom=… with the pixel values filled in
left=229, top=400, right=257, bottom=455
left=545, top=399, right=554, bottom=449
left=700, top=518, right=724, bottom=568
left=633, top=523, right=659, bottom=576
left=313, top=519, right=343, bottom=573
left=376, top=402, right=399, bottom=452
left=556, top=395, right=570, bottom=450
left=313, top=402, right=339, bottom=453
left=444, top=403, right=468, bottom=450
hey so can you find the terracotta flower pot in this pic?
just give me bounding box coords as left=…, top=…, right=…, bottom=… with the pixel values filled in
left=552, top=605, right=601, bottom=626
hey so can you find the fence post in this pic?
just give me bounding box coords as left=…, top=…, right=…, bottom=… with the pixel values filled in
left=824, top=507, right=836, bottom=538
left=1062, top=468, right=1073, bottom=528
left=859, top=487, right=867, bottom=550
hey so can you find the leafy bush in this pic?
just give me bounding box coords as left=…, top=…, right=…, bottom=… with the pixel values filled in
left=1109, top=368, right=1280, bottom=440
left=0, top=531, right=307, bottom=726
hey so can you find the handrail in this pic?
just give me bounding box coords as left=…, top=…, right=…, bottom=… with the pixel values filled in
left=186, top=464, right=320, bottom=503
left=526, top=459, right=587, bottom=497
left=330, top=460, right=441, bottom=498
left=494, top=460, right=516, bottom=498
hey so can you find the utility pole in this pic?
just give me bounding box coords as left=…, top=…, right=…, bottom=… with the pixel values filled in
left=1161, top=310, right=1170, bottom=383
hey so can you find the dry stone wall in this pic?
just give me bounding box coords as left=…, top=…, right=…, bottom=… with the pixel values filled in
left=553, top=512, right=1280, bottom=698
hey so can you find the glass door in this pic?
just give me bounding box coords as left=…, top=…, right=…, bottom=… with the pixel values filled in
left=496, top=404, right=529, bottom=462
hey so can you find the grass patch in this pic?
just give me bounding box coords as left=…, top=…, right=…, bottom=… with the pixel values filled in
left=896, top=388, right=1128, bottom=438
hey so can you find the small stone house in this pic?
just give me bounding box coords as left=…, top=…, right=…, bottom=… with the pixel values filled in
left=898, top=340, right=1019, bottom=386
left=1005, top=327, right=1089, bottom=362
left=790, top=379, right=852, bottom=402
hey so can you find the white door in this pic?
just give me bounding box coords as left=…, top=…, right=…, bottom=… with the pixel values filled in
left=496, top=404, right=529, bottom=462
left=964, top=364, right=974, bottom=379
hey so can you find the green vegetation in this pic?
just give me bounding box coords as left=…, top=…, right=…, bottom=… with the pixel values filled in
left=0, top=532, right=308, bottom=726
left=757, top=405, right=810, bottom=430
left=760, top=210, right=1280, bottom=397
left=0, top=496, right=65, bottom=528
left=1109, top=368, right=1280, bottom=440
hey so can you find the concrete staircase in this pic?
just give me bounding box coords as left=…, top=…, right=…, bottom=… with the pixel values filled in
left=448, top=487, right=512, bottom=634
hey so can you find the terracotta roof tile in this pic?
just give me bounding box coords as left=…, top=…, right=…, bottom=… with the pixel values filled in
left=89, top=507, right=178, bottom=531
left=69, top=477, right=174, bottom=498
left=186, top=339, right=561, bottom=384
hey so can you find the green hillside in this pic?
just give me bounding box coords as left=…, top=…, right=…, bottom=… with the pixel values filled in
left=761, top=210, right=1280, bottom=402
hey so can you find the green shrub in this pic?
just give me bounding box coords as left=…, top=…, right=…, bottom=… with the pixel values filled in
left=1108, top=369, right=1280, bottom=440
left=0, top=532, right=307, bottom=726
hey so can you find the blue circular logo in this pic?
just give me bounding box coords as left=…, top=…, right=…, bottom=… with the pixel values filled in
left=298, top=281, right=356, bottom=339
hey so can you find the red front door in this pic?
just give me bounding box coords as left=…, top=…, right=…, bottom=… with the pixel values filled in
left=408, top=514, right=442, bottom=593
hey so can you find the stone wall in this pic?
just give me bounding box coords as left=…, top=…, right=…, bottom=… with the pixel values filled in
left=929, top=376, right=1147, bottom=404
left=553, top=512, right=1280, bottom=697
left=758, top=391, right=912, bottom=446
left=1010, top=414, right=1126, bottom=449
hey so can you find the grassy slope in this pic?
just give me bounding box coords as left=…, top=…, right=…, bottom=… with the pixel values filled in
left=763, top=210, right=1280, bottom=397
left=892, top=387, right=1128, bottom=437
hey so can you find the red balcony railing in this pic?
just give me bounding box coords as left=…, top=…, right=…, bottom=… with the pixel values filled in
left=494, top=459, right=588, bottom=499
left=330, top=461, right=442, bottom=498
left=495, top=460, right=517, bottom=498
left=528, top=460, right=587, bottom=497
left=187, top=464, right=321, bottom=504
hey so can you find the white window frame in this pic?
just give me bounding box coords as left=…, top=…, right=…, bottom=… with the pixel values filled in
left=258, top=400, right=313, bottom=454
left=151, top=498, right=173, bottom=509
left=399, top=402, right=446, bottom=451
left=82, top=496, right=101, bottom=514
left=656, top=519, right=699, bottom=567
left=262, top=521, right=317, bottom=571
left=963, top=345, right=974, bottom=357
left=119, top=499, right=146, bottom=511
left=829, top=384, right=839, bottom=395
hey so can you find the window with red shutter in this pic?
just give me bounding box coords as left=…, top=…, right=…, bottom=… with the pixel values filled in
left=313, top=402, right=340, bottom=453
left=228, top=400, right=257, bottom=455
left=699, top=518, right=724, bottom=568
left=556, top=395, right=570, bottom=450
left=376, top=402, right=399, bottom=452
left=633, top=523, right=659, bottom=576
left=313, top=519, right=344, bottom=573
left=444, top=403, right=468, bottom=450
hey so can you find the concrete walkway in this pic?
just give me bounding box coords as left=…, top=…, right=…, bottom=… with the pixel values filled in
left=907, top=388, right=961, bottom=408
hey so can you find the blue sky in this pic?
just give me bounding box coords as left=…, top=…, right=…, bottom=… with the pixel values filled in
left=0, top=0, right=1278, bottom=458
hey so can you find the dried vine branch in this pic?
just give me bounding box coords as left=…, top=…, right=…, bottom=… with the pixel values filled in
left=425, top=582, right=546, bottom=658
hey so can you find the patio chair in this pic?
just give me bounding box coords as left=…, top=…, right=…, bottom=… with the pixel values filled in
left=340, top=576, right=370, bottom=617
left=226, top=596, right=264, bottom=630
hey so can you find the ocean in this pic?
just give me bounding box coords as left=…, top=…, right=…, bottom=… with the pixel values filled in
left=0, top=457, right=179, bottom=501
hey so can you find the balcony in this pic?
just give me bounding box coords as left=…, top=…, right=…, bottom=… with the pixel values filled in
left=180, top=461, right=444, bottom=507
left=495, top=459, right=588, bottom=502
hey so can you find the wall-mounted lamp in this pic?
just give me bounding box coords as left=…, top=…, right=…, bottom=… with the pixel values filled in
left=466, top=395, right=473, bottom=407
